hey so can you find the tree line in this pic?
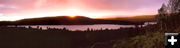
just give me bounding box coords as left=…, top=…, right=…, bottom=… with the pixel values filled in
left=156, top=0, right=180, bottom=32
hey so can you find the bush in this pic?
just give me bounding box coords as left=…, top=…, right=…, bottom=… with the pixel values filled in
left=113, top=31, right=164, bottom=48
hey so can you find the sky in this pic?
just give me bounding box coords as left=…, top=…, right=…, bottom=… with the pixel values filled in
left=0, top=0, right=168, bottom=21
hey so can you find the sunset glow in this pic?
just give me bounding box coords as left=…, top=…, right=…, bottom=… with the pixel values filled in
left=0, top=0, right=168, bottom=21
left=69, top=16, right=76, bottom=18
left=64, top=9, right=80, bottom=17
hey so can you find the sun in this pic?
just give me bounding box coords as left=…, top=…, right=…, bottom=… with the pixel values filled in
left=64, top=9, right=80, bottom=18
left=69, top=15, right=76, bottom=18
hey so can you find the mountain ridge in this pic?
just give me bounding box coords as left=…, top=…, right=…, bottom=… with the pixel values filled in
left=0, top=16, right=149, bottom=25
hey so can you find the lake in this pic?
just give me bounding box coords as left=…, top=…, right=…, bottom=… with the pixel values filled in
left=8, top=22, right=157, bottom=31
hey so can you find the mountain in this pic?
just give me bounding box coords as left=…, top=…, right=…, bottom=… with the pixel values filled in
left=0, top=16, right=145, bottom=25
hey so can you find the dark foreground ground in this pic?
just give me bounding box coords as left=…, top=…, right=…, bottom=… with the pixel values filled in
left=0, top=23, right=168, bottom=48
left=0, top=25, right=148, bottom=48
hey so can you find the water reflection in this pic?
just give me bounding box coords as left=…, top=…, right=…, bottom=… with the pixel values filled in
left=16, top=24, right=135, bottom=31
left=8, top=22, right=157, bottom=31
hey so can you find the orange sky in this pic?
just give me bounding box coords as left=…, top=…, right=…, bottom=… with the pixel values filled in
left=0, top=0, right=168, bottom=21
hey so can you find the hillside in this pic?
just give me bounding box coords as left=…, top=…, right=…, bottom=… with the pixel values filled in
left=0, top=16, right=144, bottom=25
left=98, top=15, right=156, bottom=22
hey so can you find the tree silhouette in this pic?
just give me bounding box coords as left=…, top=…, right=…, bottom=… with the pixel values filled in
left=157, top=3, right=168, bottom=30
left=168, top=0, right=180, bottom=13
left=157, top=0, right=180, bottom=31
left=167, top=0, right=180, bottom=29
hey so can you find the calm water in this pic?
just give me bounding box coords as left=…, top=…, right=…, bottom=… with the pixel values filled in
left=8, top=22, right=157, bottom=31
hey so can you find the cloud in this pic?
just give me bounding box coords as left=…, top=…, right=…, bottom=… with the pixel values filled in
left=0, top=4, right=20, bottom=13
left=82, top=0, right=167, bottom=12
left=35, top=0, right=47, bottom=8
